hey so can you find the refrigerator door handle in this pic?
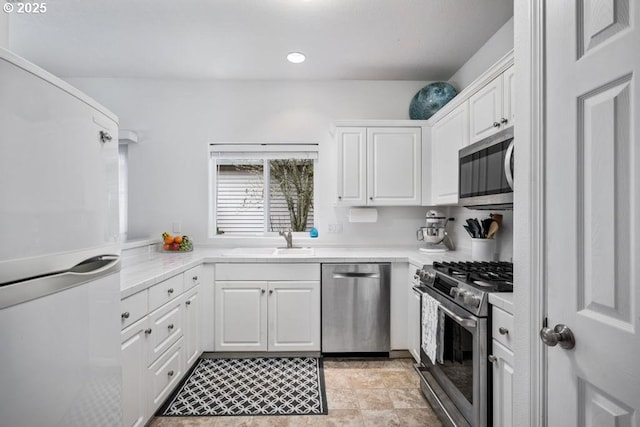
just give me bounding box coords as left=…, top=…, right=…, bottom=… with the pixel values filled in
left=0, top=255, right=121, bottom=309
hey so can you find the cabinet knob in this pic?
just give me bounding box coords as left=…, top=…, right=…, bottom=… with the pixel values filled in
left=121, top=312, right=130, bottom=319
left=269, top=290, right=273, bottom=295
left=488, top=354, right=497, bottom=363
left=369, top=196, right=373, bottom=200
left=167, top=288, right=174, bottom=294
left=261, top=289, right=266, bottom=294
left=167, top=370, right=174, bottom=377
left=99, top=130, right=112, bottom=143
left=144, top=328, right=152, bottom=335
left=498, top=327, right=509, bottom=335
left=192, top=276, right=198, bottom=281
left=185, top=300, right=191, bottom=306
left=493, top=122, right=501, bottom=128
left=167, top=324, right=174, bottom=330
left=338, top=196, right=342, bottom=200
left=500, top=118, right=508, bottom=124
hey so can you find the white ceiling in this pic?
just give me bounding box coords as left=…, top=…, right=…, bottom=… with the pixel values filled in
left=9, top=0, right=513, bottom=80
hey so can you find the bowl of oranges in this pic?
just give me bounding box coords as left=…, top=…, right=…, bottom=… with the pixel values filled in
left=161, top=232, right=193, bottom=252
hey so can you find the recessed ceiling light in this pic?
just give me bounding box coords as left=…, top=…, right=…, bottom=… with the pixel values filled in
left=287, top=52, right=306, bottom=64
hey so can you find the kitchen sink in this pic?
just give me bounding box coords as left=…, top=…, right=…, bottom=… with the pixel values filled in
left=224, top=247, right=278, bottom=255
left=272, top=247, right=314, bottom=256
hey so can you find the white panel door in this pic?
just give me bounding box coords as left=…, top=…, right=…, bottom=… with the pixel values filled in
left=366, top=127, right=421, bottom=205
left=430, top=102, right=469, bottom=205
left=491, top=340, right=514, bottom=427
left=502, top=65, right=515, bottom=129
left=469, top=75, right=502, bottom=142
left=545, top=1, right=640, bottom=425
left=121, top=317, right=150, bottom=427
left=183, top=286, right=201, bottom=368
left=267, top=281, right=320, bottom=351
left=215, top=281, right=267, bottom=351
left=336, top=127, right=367, bottom=206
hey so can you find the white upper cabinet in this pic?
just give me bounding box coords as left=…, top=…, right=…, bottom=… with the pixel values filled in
left=430, top=102, right=470, bottom=205
left=336, top=126, right=422, bottom=206
left=469, top=65, right=515, bottom=142
left=336, top=127, right=367, bottom=206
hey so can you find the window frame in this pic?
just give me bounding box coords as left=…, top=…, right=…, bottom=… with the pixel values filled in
left=209, top=142, right=318, bottom=238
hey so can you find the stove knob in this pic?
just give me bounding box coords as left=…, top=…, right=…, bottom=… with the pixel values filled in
left=465, top=295, right=482, bottom=308
left=456, top=290, right=468, bottom=301
left=426, top=270, right=436, bottom=281
left=449, top=288, right=459, bottom=298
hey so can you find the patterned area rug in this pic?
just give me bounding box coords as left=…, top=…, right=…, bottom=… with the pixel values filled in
left=160, top=357, right=327, bottom=416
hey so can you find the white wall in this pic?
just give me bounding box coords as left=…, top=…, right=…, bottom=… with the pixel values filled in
left=448, top=17, right=514, bottom=91
left=0, top=10, right=9, bottom=49
left=66, top=77, right=432, bottom=246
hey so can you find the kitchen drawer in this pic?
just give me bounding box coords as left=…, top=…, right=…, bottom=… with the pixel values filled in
left=147, top=298, right=183, bottom=366
left=148, top=274, right=183, bottom=312
left=148, top=337, right=184, bottom=413
left=183, top=265, right=203, bottom=291
left=492, top=305, right=514, bottom=350
left=120, top=290, right=148, bottom=330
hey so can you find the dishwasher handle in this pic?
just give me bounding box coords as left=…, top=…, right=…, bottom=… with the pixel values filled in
left=332, top=272, right=380, bottom=279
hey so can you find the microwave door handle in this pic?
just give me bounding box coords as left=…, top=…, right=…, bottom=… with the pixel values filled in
left=504, top=140, right=515, bottom=190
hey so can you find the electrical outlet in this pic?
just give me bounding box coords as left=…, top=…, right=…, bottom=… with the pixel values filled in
left=327, top=222, right=343, bottom=233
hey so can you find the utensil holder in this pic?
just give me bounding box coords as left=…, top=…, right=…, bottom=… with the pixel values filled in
left=471, top=238, right=496, bottom=261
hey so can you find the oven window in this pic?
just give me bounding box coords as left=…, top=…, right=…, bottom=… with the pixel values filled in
left=459, top=138, right=512, bottom=198
left=439, top=316, right=474, bottom=404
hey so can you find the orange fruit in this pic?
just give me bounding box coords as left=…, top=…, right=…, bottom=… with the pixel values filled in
left=164, top=236, right=173, bottom=244
left=174, top=236, right=183, bottom=244
left=163, top=243, right=170, bottom=250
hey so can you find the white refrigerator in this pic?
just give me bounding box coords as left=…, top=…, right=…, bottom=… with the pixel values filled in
left=0, top=48, right=122, bottom=426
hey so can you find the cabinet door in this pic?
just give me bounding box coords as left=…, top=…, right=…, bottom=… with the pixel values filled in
left=267, top=281, right=320, bottom=351
left=491, top=340, right=514, bottom=427
left=431, top=102, right=469, bottom=205
left=183, top=286, right=201, bottom=369
left=121, top=317, right=150, bottom=427
left=408, top=285, right=422, bottom=363
left=469, top=75, right=503, bottom=142
left=336, top=127, right=367, bottom=206
left=367, top=127, right=422, bottom=205
left=148, top=338, right=184, bottom=414
left=215, top=281, right=268, bottom=351
left=147, top=298, right=183, bottom=366
left=502, top=65, right=515, bottom=129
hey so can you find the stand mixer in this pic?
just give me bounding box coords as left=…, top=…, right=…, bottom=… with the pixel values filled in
left=416, top=210, right=455, bottom=253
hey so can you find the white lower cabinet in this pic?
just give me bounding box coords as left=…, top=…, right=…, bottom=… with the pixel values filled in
left=121, top=317, right=150, bottom=427
left=183, top=285, right=201, bottom=368
left=490, top=305, right=514, bottom=427
left=407, top=281, right=421, bottom=362
left=121, top=266, right=207, bottom=427
left=214, top=263, right=320, bottom=352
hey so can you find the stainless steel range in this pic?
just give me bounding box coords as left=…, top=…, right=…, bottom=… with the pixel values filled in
left=412, top=261, right=513, bottom=427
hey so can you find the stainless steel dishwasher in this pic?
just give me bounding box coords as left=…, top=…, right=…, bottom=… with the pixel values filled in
left=321, top=263, right=390, bottom=353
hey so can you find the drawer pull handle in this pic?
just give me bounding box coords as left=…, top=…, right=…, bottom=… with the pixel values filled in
left=167, top=288, right=174, bottom=294
left=185, top=300, right=191, bottom=306
left=167, top=324, right=174, bottom=330
left=145, top=328, right=152, bottom=335
left=167, top=370, right=174, bottom=377
left=121, top=312, right=130, bottom=319
left=192, top=276, right=198, bottom=281
left=498, top=327, right=509, bottom=335
left=488, top=354, right=497, bottom=363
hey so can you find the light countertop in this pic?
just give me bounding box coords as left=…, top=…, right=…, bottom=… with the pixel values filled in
left=488, top=292, right=514, bottom=314
left=119, top=245, right=473, bottom=298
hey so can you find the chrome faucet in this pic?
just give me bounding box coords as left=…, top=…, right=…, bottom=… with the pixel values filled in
left=279, top=230, right=293, bottom=248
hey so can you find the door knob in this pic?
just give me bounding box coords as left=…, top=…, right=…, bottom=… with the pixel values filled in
left=540, top=324, right=575, bottom=349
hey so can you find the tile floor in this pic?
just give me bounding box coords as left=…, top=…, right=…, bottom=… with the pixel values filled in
left=149, top=357, right=443, bottom=427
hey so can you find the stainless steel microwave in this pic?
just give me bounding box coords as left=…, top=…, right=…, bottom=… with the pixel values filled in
left=458, top=127, right=514, bottom=209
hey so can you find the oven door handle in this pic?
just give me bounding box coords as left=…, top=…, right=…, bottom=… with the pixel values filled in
left=439, top=304, right=477, bottom=328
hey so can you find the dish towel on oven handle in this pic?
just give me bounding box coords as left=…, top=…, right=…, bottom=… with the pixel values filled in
left=421, top=292, right=444, bottom=365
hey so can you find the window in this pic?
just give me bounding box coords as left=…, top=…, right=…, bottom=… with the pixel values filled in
left=210, top=144, right=317, bottom=236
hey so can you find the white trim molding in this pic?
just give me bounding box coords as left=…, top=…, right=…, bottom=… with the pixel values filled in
left=513, top=1, right=546, bottom=426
